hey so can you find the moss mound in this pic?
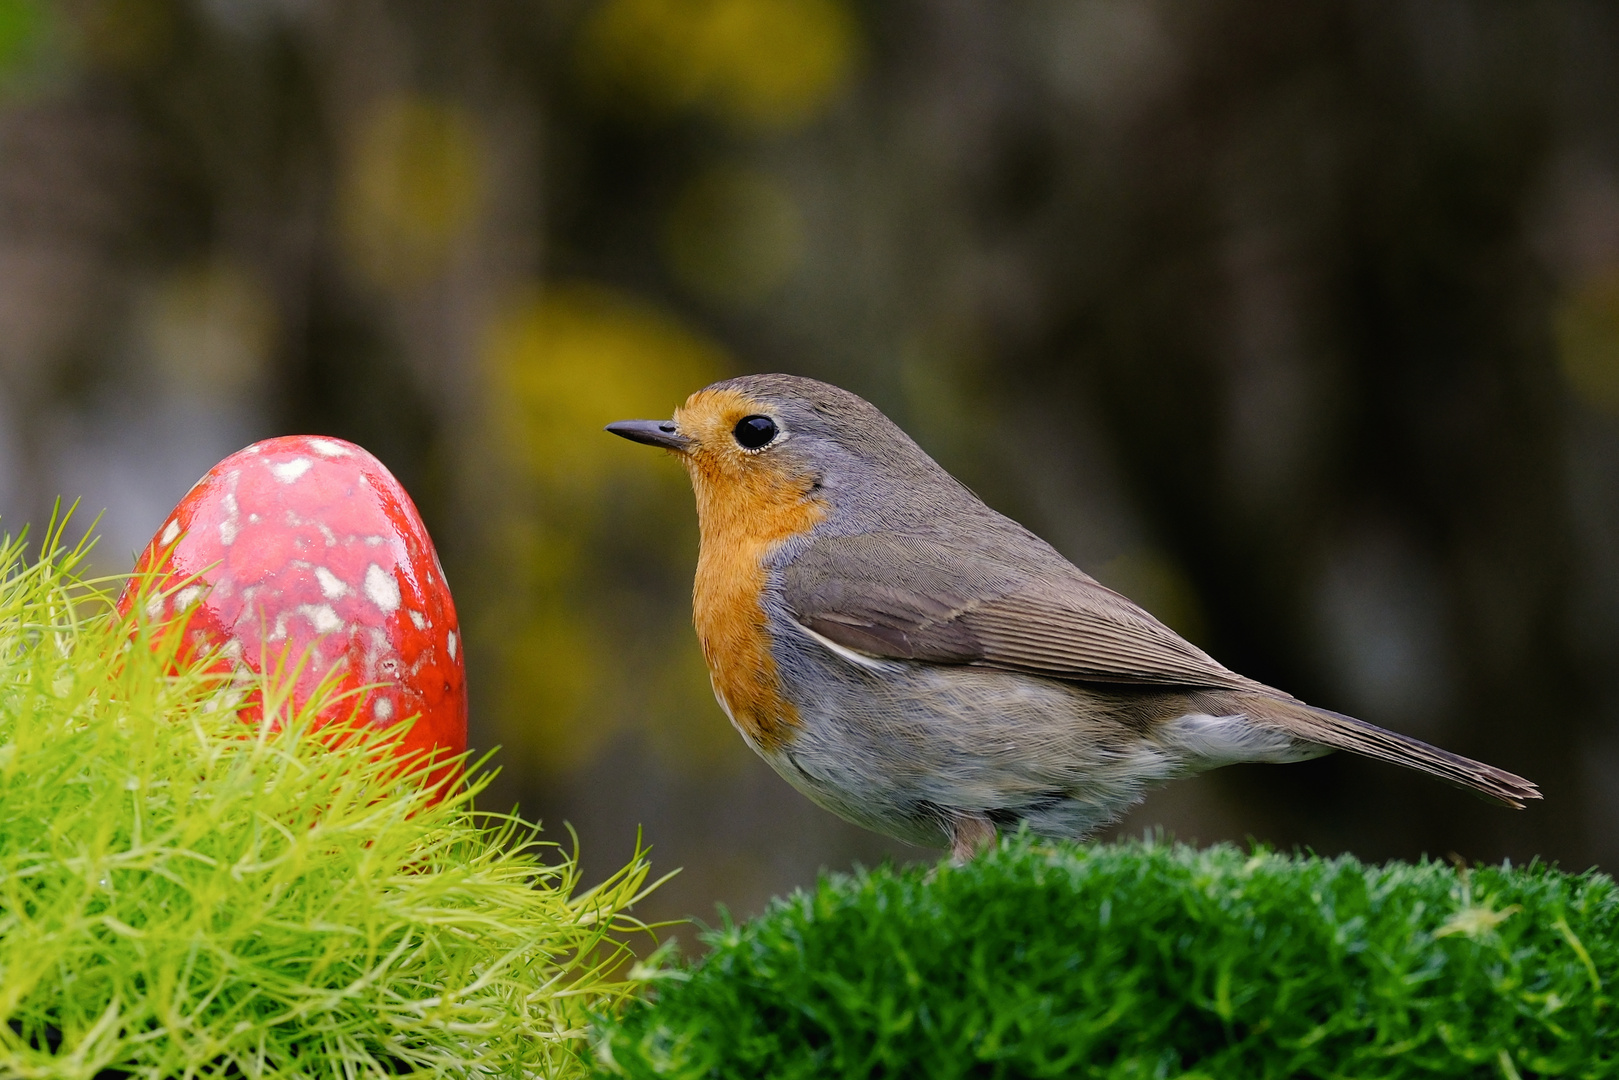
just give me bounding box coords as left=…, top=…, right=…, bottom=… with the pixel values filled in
left=0, top=524, right=659, bottom=1079
left=596, top=836, right=1617, bottom=1079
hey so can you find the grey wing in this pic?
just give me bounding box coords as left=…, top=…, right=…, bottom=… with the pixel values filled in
left=780, top=532, right=1257, bottom=691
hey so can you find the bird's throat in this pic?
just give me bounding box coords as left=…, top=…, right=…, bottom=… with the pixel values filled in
left=686, top=458, right=826, bottom=754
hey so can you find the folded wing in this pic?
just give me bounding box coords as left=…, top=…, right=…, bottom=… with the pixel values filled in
left=782, top=531, right=1259, bottom=691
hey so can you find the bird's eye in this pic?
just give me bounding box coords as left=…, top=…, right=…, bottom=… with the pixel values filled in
left=733, top=415, right=778, bottom=450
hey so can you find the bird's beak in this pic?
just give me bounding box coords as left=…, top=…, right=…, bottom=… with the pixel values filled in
left=606, top=419, right=694, bottom=453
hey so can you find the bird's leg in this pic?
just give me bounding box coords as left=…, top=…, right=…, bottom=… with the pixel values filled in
left=948, top=812, right=998, bottom=862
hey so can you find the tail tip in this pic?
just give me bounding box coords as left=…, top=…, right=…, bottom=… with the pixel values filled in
left=1494, top=777, right=1542, bottom=810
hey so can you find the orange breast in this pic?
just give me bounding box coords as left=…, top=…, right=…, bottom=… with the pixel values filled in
left=680, top=390, right=826, bottom=753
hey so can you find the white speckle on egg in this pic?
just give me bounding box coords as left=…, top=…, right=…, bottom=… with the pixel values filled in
left=373, top=697, right=394, bottom=721
left=270, top=615, right=288, bottom=641
left=364, top=535, right=385, bottom=546
left=446, top=631, right=457, bottom=660
left=318, top=522, right=337, bottom=546
left=364, top=564, right=400, bottom=613
left=219, top=492, right=239, bottom=546
left=271, top=458, right=313, bottom=483
left=314, top=566, right=349, bottom=600
left=408, top=609, right=427, bottom=630
left=160, top=520, right=180, bottom=546
left=308, top=438, right=349, bottom=458
left=144, top=595, right=165, bottom=620
left=220, top=640, right=243, bottom=663
left=175, top=585, right=203, bottom=611
left=300, top=604, right=342, bottom=634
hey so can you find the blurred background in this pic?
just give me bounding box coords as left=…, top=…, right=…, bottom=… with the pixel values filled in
left=3, top=0, right=1619, bottom=938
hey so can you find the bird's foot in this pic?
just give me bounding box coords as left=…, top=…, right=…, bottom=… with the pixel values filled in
left=948, top=812, right=998, bottom=863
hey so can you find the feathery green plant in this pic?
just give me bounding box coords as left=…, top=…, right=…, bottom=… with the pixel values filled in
left=597, top=835, right=1619, bottom=1079
left=0, top=520, right=663, bottom=1079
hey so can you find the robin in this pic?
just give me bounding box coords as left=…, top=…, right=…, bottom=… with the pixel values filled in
left=608, top=374, right=1540, bottom=860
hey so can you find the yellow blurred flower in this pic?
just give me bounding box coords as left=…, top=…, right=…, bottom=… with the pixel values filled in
left=481, top=283, right=731, bottom=773
left=486, top=282, right=729, bottom=490
left=577, top=0, right=860, bottom=130
left=339, top=97, right=485, bottom=291
left=663, top=164, right=805, bottom=305
left=1556, top=271, right=1619, bottom=415
left=0, top=0, right=45, bottom=72
left=0, top=0, right=65, bottom=94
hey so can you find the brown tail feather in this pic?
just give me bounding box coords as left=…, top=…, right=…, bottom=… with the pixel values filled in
left=1241, top=694, right=1541, bottom=809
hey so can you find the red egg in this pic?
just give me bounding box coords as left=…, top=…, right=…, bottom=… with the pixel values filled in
left=118, top=436, right=466, bottom=779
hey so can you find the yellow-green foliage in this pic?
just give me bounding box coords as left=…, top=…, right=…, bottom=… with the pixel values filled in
left=0, top=522, right=660, bottom=1079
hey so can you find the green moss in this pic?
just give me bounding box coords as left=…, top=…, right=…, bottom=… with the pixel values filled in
left=595, top=836, right=1618, bottom=1079
left=0, top=521, right=662, bottom=1079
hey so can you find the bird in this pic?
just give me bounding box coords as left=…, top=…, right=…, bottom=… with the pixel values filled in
left=607, top=374, right=1540, bottom=860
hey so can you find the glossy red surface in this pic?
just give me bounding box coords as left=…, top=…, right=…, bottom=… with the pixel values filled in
left=118, top=436, right=467, bottom=774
